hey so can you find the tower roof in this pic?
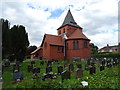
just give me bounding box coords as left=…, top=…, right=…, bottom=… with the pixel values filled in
left=58, top=9, right=82, bottom=29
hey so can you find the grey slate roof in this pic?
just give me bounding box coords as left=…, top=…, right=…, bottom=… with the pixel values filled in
left=58, top=9, right=82, bottom=29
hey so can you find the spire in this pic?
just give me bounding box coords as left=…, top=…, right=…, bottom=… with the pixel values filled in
left=58, top=9, right=82, bottom=29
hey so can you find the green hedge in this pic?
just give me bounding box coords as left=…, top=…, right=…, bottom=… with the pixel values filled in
left=92, top=53, right=120, bottom=58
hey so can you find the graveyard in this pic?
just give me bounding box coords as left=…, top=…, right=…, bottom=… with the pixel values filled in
left=2, top=58, right=119, bottom=89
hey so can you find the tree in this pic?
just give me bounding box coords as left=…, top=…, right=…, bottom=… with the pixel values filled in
left=90, top=43, right=98, bottom=55
left=1, top=19, right=11, bottom=59
left=10, top=25, right=29, bottom=62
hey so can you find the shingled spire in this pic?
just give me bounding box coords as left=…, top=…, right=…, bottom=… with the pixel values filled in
left=58, top=9, right=82, bottom=29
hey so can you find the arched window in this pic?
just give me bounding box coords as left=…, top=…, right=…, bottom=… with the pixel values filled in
left=73, top=40, right=79, bottom=50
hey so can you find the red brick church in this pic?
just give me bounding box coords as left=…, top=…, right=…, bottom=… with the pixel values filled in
left=31, top=9, right=91, bottom=60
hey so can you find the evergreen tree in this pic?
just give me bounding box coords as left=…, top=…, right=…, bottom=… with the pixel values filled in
left=90, top=43, right=98, bottom=55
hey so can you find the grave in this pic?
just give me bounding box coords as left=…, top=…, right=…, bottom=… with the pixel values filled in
left=13, top=65, right=20, bottom=72
left=85, top=64, right=89, bottom=71
left=87, top=59, right=91, bottom=65
left=89, top=66, right=96, bottom=75
left=13, top=71, right=23, bottom=82
left=40, top=61, right=44, bottom=66
left=100, top=65, right=105, bottom=71
left=58, top=66, right=63, bottom=75
left=76, top=64, right=82, bottom=69
left=76, top=68, right=83, bottom=79
left=33, top=68, right=40, bottom=74
left=69, top=64, right=74, bottom=72
left=27, top=65, right=33, bottom=72
left=31, top=61, right=36, bottom=66
left=42, top=73, right=56, bottom=81
left=46, top=67, right=52, bottom=74
left=61, top=71, right=70, bottom=82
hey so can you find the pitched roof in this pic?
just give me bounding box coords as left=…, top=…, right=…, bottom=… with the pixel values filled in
left=41, top=34, right=64, bottom=47
left=68, top=29, right=89, bottom=40
left=31, top=47, right=41, bottom=54
left=99, top=45, right=118, bottom=51
left=58, top=9, right=82, bottom=29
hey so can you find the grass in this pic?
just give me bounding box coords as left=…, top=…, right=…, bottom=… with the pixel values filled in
left=2, top=59, right=119, bottom=88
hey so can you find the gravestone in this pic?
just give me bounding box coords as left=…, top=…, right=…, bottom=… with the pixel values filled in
left=87, top=59, right=91, bottom=65
left=89, top=66, right=96, bottom=75
left=31, top=61, right=36, bottom=66
left=69, top=64, right=74, bottom=72
left=76, top=64, right=82, bottom=69
left=4, top=60, right=10, bottom=67
left=42, top=73, right=55, bottom=81
left=13, top=71, right=23, bottom=81
left=61, top=71, right=70, bottom=82
left=58, top=66, right=63, bottom=75
left=46, top=67, right=52, bottom=74
left=40, top=61, right=44, bottom=66
left=33, top=68, right=40, bottom=74
left=85, top=64, right=89, bottom=71
left=28, top=65, right=33, bottom=72
left=13, top=65, right=20, bottom=72
left=107, top=63, right=112, bottom=68
left=76, top=68, right=83, bottom=79
left=101, top=60, right=105, bottom=65
left=100, top=65, right=105, bottom=71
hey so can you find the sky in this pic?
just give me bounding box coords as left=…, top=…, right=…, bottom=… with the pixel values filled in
left=0, top=0, right=119, bottom=49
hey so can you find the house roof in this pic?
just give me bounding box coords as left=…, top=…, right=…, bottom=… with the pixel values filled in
left=31, top=47, right=41, bottom=54
left=99, top=45, right=118, bottom=51
left=57, top=9, right=82, bottom=29
left=41, top=34, right=64, bottom=47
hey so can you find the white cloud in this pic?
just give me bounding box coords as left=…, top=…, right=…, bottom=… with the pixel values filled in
left=0, top=0, right=119, bottom=49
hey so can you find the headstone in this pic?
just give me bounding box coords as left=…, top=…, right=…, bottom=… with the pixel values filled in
left=31, top=61, right=36, bottom=66
left=13, top=65, right=20, bottom=72
left=13, top=71, right=23, bottom=81
left=33, top=68, right=40, bottom=74
left=76, top=64, right=82, bottom=69
left=69, top=64, right=74, bottom=72
left=27, top=65, right=33, bottom=72
left=87, top=59, right=91, bottom=65
left=76, top=68, right=83, bottom=79
left=46, top=67, right=52, bottom=74
left=85, top=64, right=89, bottom=71
left=42, top=73, right=55, bottom=81
left=61, top=71, right=70, bottom=82
left=89, top=66, right=96, bottom=75
left=100, top=65, right=105, bottom=71
left=58, top=66, right=63, bottom=75
left=101, top=60, right=105, bottom=65
left=4, top=60, right=10, bottom=67
left=107, top=63, right=112, bottom=68
left=40, top=61, right=44, bottom=66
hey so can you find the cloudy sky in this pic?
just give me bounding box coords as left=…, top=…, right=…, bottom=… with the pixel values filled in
left=0, top=0, right=119, bottom=49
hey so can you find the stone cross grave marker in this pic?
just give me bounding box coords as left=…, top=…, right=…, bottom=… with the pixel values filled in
left=13, top=71, right=23, bottom=82
left=58, top=66, right=63, bottom=75
left=76, top=68, right=83, bottom=79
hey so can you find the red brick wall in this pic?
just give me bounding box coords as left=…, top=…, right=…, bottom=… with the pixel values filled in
left=50, top=45, right=64, bottom=60
left=66, top=39, right=90, bottom=60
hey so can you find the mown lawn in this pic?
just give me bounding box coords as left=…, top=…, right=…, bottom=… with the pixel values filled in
left=2, top=60, right=119, bottom=89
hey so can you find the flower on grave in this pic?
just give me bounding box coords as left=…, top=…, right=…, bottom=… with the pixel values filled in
left=81, top=81, right=88, bottom=87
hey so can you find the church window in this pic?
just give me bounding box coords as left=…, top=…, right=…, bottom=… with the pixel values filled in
left=73, top=40, right=79, bottom=50
left=58, top=46, right=60, bottom=52
left=62, top=47, right=64, bottom=53
left=84, top=41, right=88, bottom=48
left=63, top=28, right=65, bottom=33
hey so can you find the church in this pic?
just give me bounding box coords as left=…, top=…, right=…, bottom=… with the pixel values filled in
left=31, top=9, right=91, bottom=60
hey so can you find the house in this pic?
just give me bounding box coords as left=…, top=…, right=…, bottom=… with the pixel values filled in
left=31, top=9, right=91, bottom=60
left=99, top=43, right=120, bottom=54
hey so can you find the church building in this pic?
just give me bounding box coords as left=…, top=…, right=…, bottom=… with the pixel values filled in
left=31, top=9, right=91, bottom=60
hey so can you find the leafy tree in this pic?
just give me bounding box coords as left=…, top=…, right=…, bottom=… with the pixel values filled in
left=90, top=43, right=98, bottom=55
